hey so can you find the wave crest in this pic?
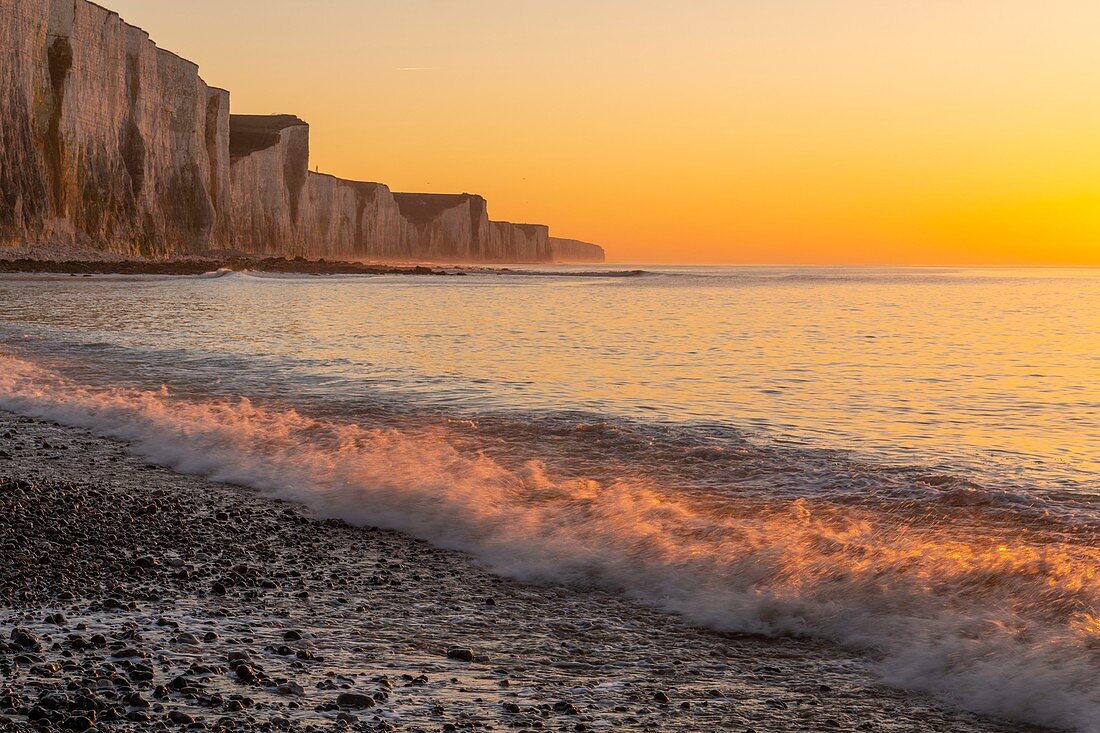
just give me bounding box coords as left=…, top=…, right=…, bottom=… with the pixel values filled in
left=0, top=352, right=1096, bottom=731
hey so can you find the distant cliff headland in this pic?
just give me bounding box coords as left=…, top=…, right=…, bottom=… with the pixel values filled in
left=0, top=0, right=604, bottom=263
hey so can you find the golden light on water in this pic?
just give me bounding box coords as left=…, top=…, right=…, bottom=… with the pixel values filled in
left=1073, top=614, right=1100, bottom=638
left=3, top=0, right=1099, bottom=721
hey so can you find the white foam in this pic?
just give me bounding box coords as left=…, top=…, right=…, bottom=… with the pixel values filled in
left=0, top=352, right=1096, bottom=731
left=197, top=267, right=238, bottom=279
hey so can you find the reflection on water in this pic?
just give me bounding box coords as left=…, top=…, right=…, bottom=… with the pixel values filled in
left=1, top=266, right=1096, bottom=489
left=1, top=266, right=1099, bottom=730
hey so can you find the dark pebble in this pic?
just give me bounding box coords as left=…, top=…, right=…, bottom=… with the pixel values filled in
left=446, top=647, right=475, bottom=662
left=336, top=692, right=376, bottom=709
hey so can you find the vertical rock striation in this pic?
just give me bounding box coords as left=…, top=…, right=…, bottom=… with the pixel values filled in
left=0, top=0, right=602, bottom=262
left=1, top=0, right=228, bottom=256
left=393, top=193, right=489, bottom=261
left=489, top=222, right=552, bottom=263
left=227, top=125, right=564, bottom=262
left=227, top=115, right=415, bottom=260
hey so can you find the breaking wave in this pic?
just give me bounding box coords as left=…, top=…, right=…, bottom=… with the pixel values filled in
left=197, top=268, right=238, bottom=279
left=0, top=352, right=1097, bottom=731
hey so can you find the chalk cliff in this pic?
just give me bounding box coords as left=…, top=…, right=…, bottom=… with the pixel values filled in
left=227, top=122, right=555, bottom=262
left=549, top=237, right=606, bottom=262
left=489, top=222, right=552, bottom=263
left=227, top=115, right=417, bottom=259
left=393, top=193, right=489, bottom=261
left=0, top=0, right=229, bottom=256
left=0, top=0, right=602, bottom=262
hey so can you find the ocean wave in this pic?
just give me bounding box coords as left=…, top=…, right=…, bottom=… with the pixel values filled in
left=192, top=266, right=651, bottom=280
left=196, top=268, right=319, bottom=281
left=457, top=267, right=651, bottom=278
left=197, top=267, right=238, bottom=279
left=0, top=352, right=1097, bottom=731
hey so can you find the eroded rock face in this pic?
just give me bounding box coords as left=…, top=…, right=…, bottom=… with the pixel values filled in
left=0, top=0, right=228, bottom=256
left=489, top=222, right=552, bottom=263
left=394, top=193, right=490, bottom=261
left=227, top=116, right=573, bottom=263
left=549, top=237, right=606, bottom=262
left=227, top=116, right=419, bottom=259
left=0, top=0, right=602, bottom=262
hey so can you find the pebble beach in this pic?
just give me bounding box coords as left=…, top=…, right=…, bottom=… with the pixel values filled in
left=0, top=410, right=1043, bottom=733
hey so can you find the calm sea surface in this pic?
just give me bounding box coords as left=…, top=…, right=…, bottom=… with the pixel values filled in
left=1, top=266, right=1098, bottom=729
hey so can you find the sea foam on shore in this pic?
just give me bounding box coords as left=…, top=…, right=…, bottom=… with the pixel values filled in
left=0, top=352, right=1096, bottom=731
left=0, top=409, right=1043, bottom=733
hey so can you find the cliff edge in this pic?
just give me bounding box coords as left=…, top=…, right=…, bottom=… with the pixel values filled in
left=549, top=237, right=605, bottom=263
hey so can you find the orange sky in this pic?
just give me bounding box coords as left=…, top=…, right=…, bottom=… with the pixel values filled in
left=108, top=0, right=1100, bottom=265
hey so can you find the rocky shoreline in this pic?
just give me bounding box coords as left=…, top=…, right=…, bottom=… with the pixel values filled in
left=0, top=411, right=1042, bottom=733
left=0, top=257, right=449, bottom=277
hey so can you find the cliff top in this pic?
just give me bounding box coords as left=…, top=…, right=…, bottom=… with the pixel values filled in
left=393, top=193, right=486, bottom=225
left=229, top=115, right=308, bottom=159
left=513, top=223, right=550, bottom=235
left=80, top=2, right=201, bottom=74
left=550, top=237, right=602, bottom=247
left=494, top=221, right=550, bottom=235
left=307, top=171, right=389, bottom=190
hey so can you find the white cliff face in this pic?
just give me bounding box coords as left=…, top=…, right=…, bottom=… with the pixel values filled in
left=227, top=119, right=420, bottom=260
left=392, top=193, right=489, bottom=261
left=227, top=121, right=307, bottom=255
left=297, top=175, right=419, bottom=261
left=0, top=0, right=602, bottom=263
left=0, top=0, right=228, bottom=256
left=549, top=237, right=606, bottom=263
left=489, top=222, right=552, bottom=263
left=0, top=0, right=47, bottom=243
left=205, top=88, right=232, bottom=244
left=228, top=127, right=523, bottom=262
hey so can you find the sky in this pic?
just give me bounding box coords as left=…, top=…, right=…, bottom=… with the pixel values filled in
left=107, top=0, right=1100, bottom=265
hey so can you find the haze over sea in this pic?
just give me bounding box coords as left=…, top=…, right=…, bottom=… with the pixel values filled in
left=1, top=266, right=1097, bottom=730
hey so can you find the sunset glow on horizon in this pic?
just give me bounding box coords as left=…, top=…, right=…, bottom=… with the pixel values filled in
left=6, top=1, right=1100, bottom=725
left=108, top=0, right=1100, bottom=265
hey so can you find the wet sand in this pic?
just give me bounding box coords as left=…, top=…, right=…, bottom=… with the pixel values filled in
left=0, top=410, right=1043, bottom=733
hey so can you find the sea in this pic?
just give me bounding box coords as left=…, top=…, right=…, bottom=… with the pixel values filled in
left=1, top=265, right=1097, bottom=730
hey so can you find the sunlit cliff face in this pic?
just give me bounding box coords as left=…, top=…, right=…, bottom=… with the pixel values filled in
left=104, top=0, right=1100, bottom=264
